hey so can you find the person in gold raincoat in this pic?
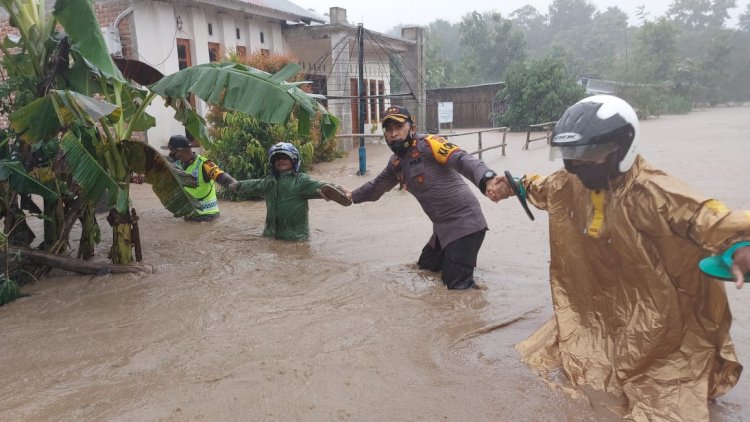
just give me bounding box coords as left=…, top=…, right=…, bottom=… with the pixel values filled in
left=494, top=95, right=750, bottom=421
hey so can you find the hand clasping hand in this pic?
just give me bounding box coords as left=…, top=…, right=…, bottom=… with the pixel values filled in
left=485, top=176, right=514, bottom=203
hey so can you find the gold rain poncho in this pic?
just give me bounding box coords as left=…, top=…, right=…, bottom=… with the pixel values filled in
left=516, top=155, right=748, bottom=421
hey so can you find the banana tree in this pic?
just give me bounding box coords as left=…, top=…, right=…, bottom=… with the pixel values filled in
left=3, top=0, right=339, bottom=265
left=148, top=61, right=339, bottom=144
left=0, top=0, right=64, bottom=250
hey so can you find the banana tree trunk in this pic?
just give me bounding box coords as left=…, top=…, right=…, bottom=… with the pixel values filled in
left=43, top=197, right=64, bottom=250
left=77, top=201, right=99, bottom=260
left=106, top=209, right=133, bottom=264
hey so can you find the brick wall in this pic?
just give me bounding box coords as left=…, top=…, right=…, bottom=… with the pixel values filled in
left=94, top=0, right=136, bottom=59
left=0, top=19, right=18, bottom=128
left=0, top=0, right=136, bottom=59
left=0, top=1, right=137, bottom=128
left=0, top=19, right=19, bottom=39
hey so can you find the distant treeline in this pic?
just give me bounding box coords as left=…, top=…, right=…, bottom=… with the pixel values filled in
left=390, top=0, right=750, bottom=106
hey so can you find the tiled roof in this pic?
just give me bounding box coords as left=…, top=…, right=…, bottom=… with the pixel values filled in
left=239, top=0, right=325, bottom=23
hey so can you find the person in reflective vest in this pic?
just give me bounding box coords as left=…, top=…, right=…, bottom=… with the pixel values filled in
left=164, top=135, right=237, bottom=221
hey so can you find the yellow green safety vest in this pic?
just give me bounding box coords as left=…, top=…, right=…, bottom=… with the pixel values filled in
left=184, top=155, right=219, bottom=216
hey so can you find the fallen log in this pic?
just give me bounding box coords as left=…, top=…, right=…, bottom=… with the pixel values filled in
left=5, top=247, right=153, bottom=275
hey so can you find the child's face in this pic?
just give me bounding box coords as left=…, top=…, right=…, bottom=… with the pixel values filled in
left=273, top=156, right=293, bottom=172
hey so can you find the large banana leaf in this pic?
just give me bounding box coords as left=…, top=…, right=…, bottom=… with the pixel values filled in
left=9, top=90, right=120, bottom=143
left=169, top=98, right=212, bottom=148
left=59, top=131, right=128, bottom=212
left=149, top=62, right=339, bottom=139
left=65, top=48, right=107, bottom=96
left=52, top=0, right=124, bottom=82
left=7, top=94, right=59, bottom=143
left=120, top=85, right=156, bottom=133
left=63, top=51, right=156, bottom=133
left=121, top=140, right=200, bottom=218
left=51, top=89, right=121, bottom=126
left=0, top=160, right=59, bottom=201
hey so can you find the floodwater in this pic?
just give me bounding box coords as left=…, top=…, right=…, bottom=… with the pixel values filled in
left=1, top=106, right=749, bottom=421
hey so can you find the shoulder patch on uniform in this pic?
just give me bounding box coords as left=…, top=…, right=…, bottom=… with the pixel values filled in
left=425, top=135, right=460, bottom=165
left=202, top=160, right=224, bottom=180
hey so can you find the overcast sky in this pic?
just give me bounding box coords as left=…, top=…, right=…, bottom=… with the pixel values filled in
left=298, top=0, right=749, bottom=32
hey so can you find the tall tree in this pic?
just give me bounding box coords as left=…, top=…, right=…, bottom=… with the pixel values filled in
left=498, top=56, right=586, bottom=130
left=547, top=0, right=596, bottom=34
left=696, top=32, right=732, bottom=104
left=510, top=5, right=548, bottom=55
left=424, top=19, right=462, bottom=88
left=584, top=7, right=630, bottom=76
left=632, top=18, right=679, bottom=83
left=544, top=0, right=598, bottom=72
left=667, top=0, right=737, bottom=29
left=739, top=3, right=750, bottom=31
left=457, top=11, right=526, bottom=84
left=723, top=30, right=750, bottom=100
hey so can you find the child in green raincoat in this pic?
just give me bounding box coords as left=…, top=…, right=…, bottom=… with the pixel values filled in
left=230, top=142, right=350, bottom=241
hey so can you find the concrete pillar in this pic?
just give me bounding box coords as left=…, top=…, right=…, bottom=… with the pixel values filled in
left=401, top=26, right=426, bottom=131
left=329, top=7, right=348, bottom=25
left=219, top=13, right=236, bottom=55
left=189, top=7, right=209, bottom=116
left=244, top=17, right=256, bottom=52
left=329, top=30, right=351, bottom=135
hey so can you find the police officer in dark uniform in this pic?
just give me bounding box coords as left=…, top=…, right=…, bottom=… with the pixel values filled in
left=346, top=106, right=511, bottom=289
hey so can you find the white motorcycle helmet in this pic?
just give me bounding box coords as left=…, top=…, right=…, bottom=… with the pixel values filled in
left=550, top=95, right=639, bottom=173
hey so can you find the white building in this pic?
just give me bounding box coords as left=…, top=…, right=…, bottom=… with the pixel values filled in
left=103, top=0, right=325, bottom=148
left=285, top=7, right=425, bottom=136
left=1, top=2, right=425, bottom=149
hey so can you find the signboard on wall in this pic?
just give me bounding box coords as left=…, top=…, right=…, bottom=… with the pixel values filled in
left=438, top=102, right=453, bottom=124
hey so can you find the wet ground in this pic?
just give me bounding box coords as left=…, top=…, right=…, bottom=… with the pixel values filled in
left=1, top=106, right=749, bottom=421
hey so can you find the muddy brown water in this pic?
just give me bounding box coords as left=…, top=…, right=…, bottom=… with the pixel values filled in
left=1, top=106, right=749, bottom=421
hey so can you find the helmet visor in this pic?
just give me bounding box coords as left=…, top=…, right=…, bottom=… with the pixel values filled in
left=549, top=141, right=621, bottom=163
left=270, top=151, right=295, bottom=162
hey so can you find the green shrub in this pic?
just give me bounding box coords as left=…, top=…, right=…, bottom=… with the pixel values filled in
left=619, top=87, right=692, bottom=118
left=661, top=95, right=692, bottom=114
left=495, top=56, right=586, bottom=131
left=204, top=50, right=341, bottom=200
left=206, top=111, right=314, bottom=199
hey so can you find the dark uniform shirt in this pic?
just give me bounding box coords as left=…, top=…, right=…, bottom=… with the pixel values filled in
left=352, top=134, right=491, bottom=247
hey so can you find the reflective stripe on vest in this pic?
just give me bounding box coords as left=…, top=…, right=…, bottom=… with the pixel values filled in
left=185, top=155, right=219, bottom=215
